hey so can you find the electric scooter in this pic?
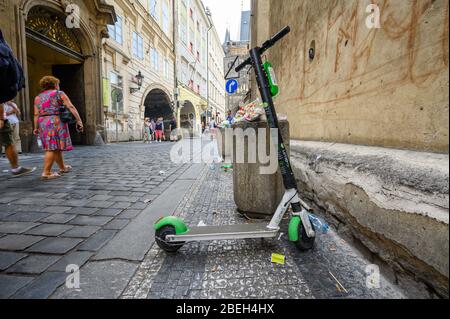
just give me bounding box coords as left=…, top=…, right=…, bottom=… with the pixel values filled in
left=154, top=26, right=316, bottom=253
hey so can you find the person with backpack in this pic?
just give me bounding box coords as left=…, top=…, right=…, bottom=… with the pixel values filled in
left=155, top=117, right=164, bottom=143
left=1, top=28, right=25, bottom=105
left=33, top=76, right=84, bottom=180
left=1, top=28, right=36, bottom=178
left=169, top=116, right=178, bottom=142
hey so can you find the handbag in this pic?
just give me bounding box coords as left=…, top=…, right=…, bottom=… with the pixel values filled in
left=56, top=91, right=76, bottom=124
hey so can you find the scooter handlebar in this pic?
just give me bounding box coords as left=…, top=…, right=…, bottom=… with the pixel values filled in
left=261, top=26, right=291, bottom=51
left=235, top=57, right=251, bottom=73
left=234, top=26, right=291, bottom=73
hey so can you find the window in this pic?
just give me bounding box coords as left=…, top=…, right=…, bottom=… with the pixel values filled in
left=202, top=26, right=206, bottom=40
left=164, top=59, right=170, bottom=79
left=162, top=0, right=169, bottom=35
left=132, top=32, right=138, bottom=55
left=202, top=79, right=207, bottom=96
left=110, top=72, right=123, bottom=113
left=138, top=37, right=144, bottom=59
left=180, top=24, right=187, bottom=44
left=132, top=32, right=144, bottom=59
left=181, top=62, right=187, bottom=84
left=189, top=26, right=195, bottom=52
left=202, top=46, right=206, bottom=64
left=195, top=73, right=201, bottom=94
left=149, top=0, right=158, bottom=21
left=107, top=15, right=123, bottom=44
left=196, top=32, right=201, bottom=58
left=150, top=47, right=159, bottom=71
left=180, top=2, right=187, bottom=44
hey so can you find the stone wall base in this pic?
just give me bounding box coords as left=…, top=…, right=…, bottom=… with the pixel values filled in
left=290, top=140, right=449, bottom=298
left=106, top=129, right=142, bottom=143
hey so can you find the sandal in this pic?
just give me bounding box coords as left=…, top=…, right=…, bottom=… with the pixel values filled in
left=41, top=173, right=61, bottom=181
left=59, top=165, right=73, bottom=174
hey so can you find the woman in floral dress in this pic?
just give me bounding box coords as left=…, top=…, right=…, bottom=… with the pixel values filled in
left=33, top=76, right=84, bottom=180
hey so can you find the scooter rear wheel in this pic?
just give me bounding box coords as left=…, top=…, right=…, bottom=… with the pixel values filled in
left=295, top=222, right=316, bottom=251
left=155, top=226, right=184, bottom=253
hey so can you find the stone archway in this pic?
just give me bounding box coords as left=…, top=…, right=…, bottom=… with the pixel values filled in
left=144, top=89, right=173, bottom=120
left=144, top=88, right=174, bottom=138
left=12, top=0, right=114, bottom=151
left=25, top=5, right=87, bottom=145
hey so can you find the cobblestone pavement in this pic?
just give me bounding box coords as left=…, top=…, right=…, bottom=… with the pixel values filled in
left=0, top=142, right=190, bottom=299
left=0, top=142, right=406, bottom=299
left=123, top=161, right=406, bottom=299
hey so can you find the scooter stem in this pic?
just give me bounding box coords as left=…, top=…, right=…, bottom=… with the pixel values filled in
left=250, top=47, right=302, bottom=213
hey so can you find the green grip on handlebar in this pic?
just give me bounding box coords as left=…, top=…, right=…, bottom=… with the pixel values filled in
left=263, top=61, right=279, bottom=97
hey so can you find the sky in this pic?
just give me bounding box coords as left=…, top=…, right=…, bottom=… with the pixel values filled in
left=201, top=0, right=251, bottom=43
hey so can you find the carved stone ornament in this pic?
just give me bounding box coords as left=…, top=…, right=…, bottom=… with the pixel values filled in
left=26, top=6, right=82, bottom=54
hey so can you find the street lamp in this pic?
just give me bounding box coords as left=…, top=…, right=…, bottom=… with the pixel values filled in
left=130, top=71, right=144, bottom=94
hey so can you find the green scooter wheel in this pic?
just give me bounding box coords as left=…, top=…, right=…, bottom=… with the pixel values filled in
left=295, top=222, right=316, bottom=251
left=155, top=226, right=184, bottom=253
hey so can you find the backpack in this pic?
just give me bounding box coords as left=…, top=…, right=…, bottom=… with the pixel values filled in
left=0, top=28, right=25, bottom=104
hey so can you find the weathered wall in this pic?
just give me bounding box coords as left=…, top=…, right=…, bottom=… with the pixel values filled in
left=291, top=141, right=449, bottom=298
left=252, top=0, right=449, bottom=153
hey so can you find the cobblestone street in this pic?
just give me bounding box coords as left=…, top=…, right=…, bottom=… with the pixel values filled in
left=0, top=142, right=405, bottom=299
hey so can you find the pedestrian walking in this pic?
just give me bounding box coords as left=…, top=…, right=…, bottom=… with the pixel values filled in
left=0, top=29, right=35, bottom=178
left=143, top=118, right=152, bottom=144
left=169, top=116, right=178, bottom=142
left=2, top=100, right=22, bottom=153
left=0, top=103, right=36, bottom=177
left=0, top=28, right=25, bottom=105
left=226, top=111, right=234, bottom=124
left=155, top=117, right=164, bottom=143
left=150, top=118, right=156, bottom=142
left=209, top=118, right=217, bottom=141
left=202, top=120, right=206, bottom=134
left=33, top=76, right=84, bottom=180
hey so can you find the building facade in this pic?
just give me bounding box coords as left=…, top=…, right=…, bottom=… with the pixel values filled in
left=223, top=10, right=252, bottom=113
left=251, top=0, right=449, bottom=297
left=0, top=0, right=116, bottom=151
left=239, top=10, right=251, bottom=42
left=102, top=0, right=175, bottom=142
left=207, top=21, right=226, bottom=125
left=174, top=0, right=225, bottom=137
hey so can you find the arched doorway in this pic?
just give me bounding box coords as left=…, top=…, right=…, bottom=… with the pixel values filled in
left=25, top=6, right=87, bottom=145
left=180, top=101, right=197, bottom=138
left=144, top=89, right=174, bottom=138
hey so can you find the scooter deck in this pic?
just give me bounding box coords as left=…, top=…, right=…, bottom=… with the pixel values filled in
left=167, top=223, right=279, bottom=243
